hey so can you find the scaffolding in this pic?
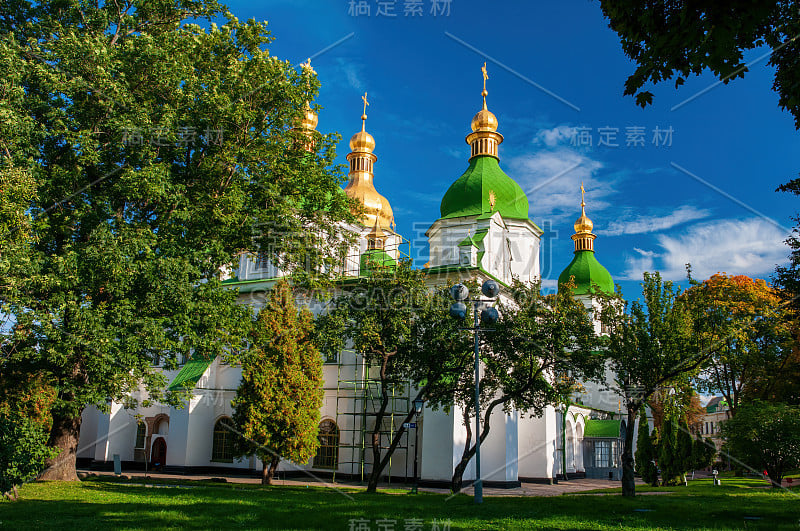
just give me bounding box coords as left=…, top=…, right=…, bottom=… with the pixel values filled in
left=334, top=353, right=412, bottom=484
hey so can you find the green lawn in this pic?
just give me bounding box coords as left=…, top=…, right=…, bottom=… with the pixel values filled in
left=0, top=477, right=797, bottom=530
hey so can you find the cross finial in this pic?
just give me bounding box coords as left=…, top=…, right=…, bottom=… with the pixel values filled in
left=580, top=182, right=586, bottom=208
left=481, top=62, right=489, bottom=110
left=361, top=92, right=369, bottom=131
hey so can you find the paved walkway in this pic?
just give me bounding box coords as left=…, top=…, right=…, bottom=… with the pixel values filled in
left=80, top=469, right=644, bottom=497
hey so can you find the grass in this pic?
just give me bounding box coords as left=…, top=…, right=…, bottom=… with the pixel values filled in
left=0, top=476, right=798, bottom=530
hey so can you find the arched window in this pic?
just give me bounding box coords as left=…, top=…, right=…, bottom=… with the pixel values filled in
left=212, top=417, right=234, bottom=462
left=135, top=421, right=147, bottom=450
left=313, top=420, right=339, bottom=469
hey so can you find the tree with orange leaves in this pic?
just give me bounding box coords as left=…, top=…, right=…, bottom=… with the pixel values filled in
left=682, top=273, right=794, bottom=416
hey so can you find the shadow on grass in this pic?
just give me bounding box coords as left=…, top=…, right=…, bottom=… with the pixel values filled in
left=0, top=478, right=797, bottom=530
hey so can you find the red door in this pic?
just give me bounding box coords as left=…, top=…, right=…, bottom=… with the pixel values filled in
left=151, top=438, right=167, bottom=469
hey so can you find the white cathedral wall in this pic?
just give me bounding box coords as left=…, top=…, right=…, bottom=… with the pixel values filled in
left=92, top=402, right=138, bottom=463
left=480, top=407, right=519, bottom=483
left=420, top=406, right=457, bottom=482
left=517, top=406, right=557, bottom=480
left=78, top=406, right=99, bottom=459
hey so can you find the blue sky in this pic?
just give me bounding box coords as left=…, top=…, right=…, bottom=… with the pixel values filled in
left=223, top=0, right=800, bottom=298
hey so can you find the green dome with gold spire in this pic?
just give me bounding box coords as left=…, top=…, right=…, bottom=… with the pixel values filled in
left=558, top=185, right=614, bottom=295
left=439, top=63, right=529, bottom=221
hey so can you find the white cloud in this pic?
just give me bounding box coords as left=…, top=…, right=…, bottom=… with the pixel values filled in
left=334, top=58, right=364, bottom=91
left=507, top=148, right=610, bottom=222
left=622, top=218, right=788, bottom=281
left=532, top=125, right=575, bottom=147
left=598, top=205, right=711, bottom=236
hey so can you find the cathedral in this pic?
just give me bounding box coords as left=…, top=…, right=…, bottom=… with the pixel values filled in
left=76, top=65, right=629, bottom=486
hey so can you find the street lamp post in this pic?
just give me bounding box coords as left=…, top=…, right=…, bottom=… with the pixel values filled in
left=449, top=280, right=500, bottom=505
left=412, top=397, right=425, bottom=494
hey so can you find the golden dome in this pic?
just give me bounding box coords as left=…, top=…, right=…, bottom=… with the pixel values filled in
left=344, top=92, right=394, bottom=230
left=571, top=183, right=597, bottom=252
left=343, top=179, right=394, bottom=229
left=300, top=102, right=318, bottom=130
left=471, top=108, right=498, bottom=132
left=349, top=128, right=375, bottom=152
left=574, top=210, right=593, bottom=233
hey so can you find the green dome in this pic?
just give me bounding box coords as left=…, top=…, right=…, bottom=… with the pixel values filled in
left=440, top=156, right=529, bottom=220
left=558, top=250, right=614, bottom=295
left=360, top=249, right=396, bottom=275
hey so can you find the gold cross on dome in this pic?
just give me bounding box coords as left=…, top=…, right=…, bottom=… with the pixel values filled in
left=580, top=182, right=586, bottom=206
left=361, top=92, right=369, bottom=131
left=481, top=62, right=488, bottom=90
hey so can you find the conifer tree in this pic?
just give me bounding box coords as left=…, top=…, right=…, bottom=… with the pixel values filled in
left=676, top=420, right=694, bottom=484
left=691, top=433, right=715, bottom=472
left=635, top=410, right=658, bottom=486
left=650, top=426, right=660, bottom=484
left=231, top=281, right=323, bottom=485
left=658, top=417, right=679, bottom=486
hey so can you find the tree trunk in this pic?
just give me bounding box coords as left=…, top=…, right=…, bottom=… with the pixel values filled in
left=39, top=412, right=82, bottom=481
left=366, top=401, right=388, bottom=493
left=451, top=408, right=472, bottom=493
left=766, top=466, right=783, bottom=488
left=621, top=406, right=638, bottom=497
left=366, top=376, right=391, bottom=493
left=366, top=388, right=429, bottom=494
left=261, top=455, right=280, bottom=485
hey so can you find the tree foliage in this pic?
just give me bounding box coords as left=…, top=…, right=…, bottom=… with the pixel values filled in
left=635, top=409, right=658, bottom=486
left=316, top=261, right=472, bottom=493
left=675, top=420, right=694, bottom=483
left=0, top=0, right=351, bottom=480
left=599, top=1, right=800, bottom=128
left=231, top=281, right=323, bottom=485
left=449, top=279, right=603, bottom=492
left=720, top=401, right=800, bottom=487
left=682, top=274, right=795, bottom=413
left=598, top=272, right=703, bottom=496
left=0, top=413, right=56, bottom=500
left=691, top=432, right=716, bottom=472
left=647, top=385, right=705, bottom=432
left=657, top=416, right=680, bottom=486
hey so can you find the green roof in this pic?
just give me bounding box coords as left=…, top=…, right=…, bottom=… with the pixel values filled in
left=439, top=156, right=529, bottom=221
left=168, top=355, right=214, bottom=392
left=360, top=249, right=397, bottom=275
left=583, top=419, right=621, bottom=438
left=558, top=250, right=614, bottom=296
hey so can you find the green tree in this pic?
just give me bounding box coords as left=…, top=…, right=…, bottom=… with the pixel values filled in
left=231, top=281, right=323, bottom=485
left=598, top=1, right=800, bottom=128
left=0, top=413, right=56, bottom=500
left=682, top=274, right=794, bottom=415
left=720, top=401, right=800, bottom=487
left=449, top=279, right=603, bottom=492
left=675, top=420, right=694, bottom=484
left=657, top=417, right=680, bottom=486
left=691, top=432, right=715, bottom=472
left=598, top=272, right=705, bottom=496
left=316, top=262, right=472, bottom=493
left=635, top=409, right=658, bottom=486
left=0, top=1, right=351, bottom=480
left=0, top=165, right=34, bottom=250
